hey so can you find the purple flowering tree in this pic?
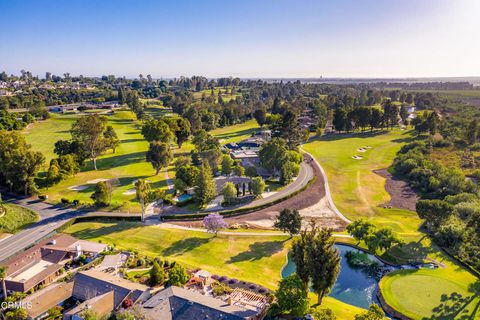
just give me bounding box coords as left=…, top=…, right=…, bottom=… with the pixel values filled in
left=203, top=213, right=228, bottom=236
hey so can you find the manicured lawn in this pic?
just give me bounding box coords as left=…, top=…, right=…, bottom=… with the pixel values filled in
left=65, top=221, right=290, bottom=289
left=192, top=87, right=242, bottom=103
left=0, top=204, right=39, bottom=233
left=302, top=129, right=421, bottom=236
left=309, top=294, right=365, bottom=319
left=210, top=119, right=259, bottom=144
left=65, top=221, right=369, bottom=318
left=24, top=111, right=170, bottom=211
left=24, top=112, right=260, bottom=211
left=303, top=129, right=480, bottom=319
left=380, top=269, right=480, bottom=319
left=173, top=119, right=260, bottom=157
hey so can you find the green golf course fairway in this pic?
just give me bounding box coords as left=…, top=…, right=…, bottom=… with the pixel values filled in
left=23, top=111, right=258, bottom=211
left=24, top=110, right=172, bottom=211
left=302, top=129, right=421, bottom=237
left=380, top=270, right=480, bottom=319
left=303, top=129, right=479, bottom=319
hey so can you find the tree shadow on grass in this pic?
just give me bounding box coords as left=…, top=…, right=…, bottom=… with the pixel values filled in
left=383, top=236, right=433, bottom=263
left=422, top=292, right=478, bottom=320
left=69, top=221, right=140, bottom=240
left=422, top=280, right=480, bottom=320
left=162, top=237, right=211, bottom=256
left=214, top=128, right=256, bottom=140
left=226, top=240, right=287, bottom=264
left=116, top=176, right=151, bottom=188
left=311, top=130, right=389, bottom=142
left=391, top=135, right=418, bottom=144
left=121, top=138, right=145, bottom=144
left=94, top=151, right=146, bottom=170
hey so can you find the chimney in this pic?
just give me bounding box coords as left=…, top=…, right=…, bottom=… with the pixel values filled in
left=76, top=244, right=82, bottom=258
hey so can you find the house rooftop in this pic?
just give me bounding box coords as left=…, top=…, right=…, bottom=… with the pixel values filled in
left=21, top=282, right=74, bottom=319
left=141, top=286, right=260, bottom=320
left=64, top=291, right=115, bottom=320
left=73, top=269, right=150, bottom=308
left=231, top=150, right=258, bottom=159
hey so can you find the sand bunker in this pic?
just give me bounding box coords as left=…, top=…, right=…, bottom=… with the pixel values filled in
left=352, top=155, right=363, bottom=160
left=357, top=146, right=372, bottom=152
left=68, top=185, right=89, bottom=191
left=87, top=178, right=109, bottom=184
left=122, top=188, right=136, bottom=195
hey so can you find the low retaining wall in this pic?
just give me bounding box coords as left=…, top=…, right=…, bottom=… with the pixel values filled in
left=55, top=214, right=142, bottom=233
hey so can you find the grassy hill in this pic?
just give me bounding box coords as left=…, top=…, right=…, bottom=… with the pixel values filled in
left=0, top=204, right=39, bottom=234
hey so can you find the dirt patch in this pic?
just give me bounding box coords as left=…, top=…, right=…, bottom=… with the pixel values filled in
left=374, top=169, right=419, bottom=212
left=169, top=154, right=347, bottom=231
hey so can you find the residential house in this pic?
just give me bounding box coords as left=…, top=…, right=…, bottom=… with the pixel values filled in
left=21, top=282, right=74, bottom=320
left=1, top=234, right=107, bottom=293
left=140, top=286, right=266, bottom=320
left=71, top=269, right=151, bottom=310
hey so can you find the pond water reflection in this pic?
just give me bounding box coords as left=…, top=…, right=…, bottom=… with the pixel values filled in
left=281, top=244, right=382, bottom=309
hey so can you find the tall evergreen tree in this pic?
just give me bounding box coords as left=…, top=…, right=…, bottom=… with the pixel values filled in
left=333, top=108, right=347, bottom=132
left=194, top=162, right=217, bottom=207
left=292, top=224, right=340, bottom=304
left=308, top=228, right=340, bottom=304
left=135, top=179, right=150, bottom=222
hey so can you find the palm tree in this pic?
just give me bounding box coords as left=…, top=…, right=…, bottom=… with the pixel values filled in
left=135, top=179, right=150, bottom=222
left=0, top=266, right=7, bottom=300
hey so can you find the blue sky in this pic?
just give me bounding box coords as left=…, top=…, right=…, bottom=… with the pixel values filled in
left=1, top=0, right=479, bottom=78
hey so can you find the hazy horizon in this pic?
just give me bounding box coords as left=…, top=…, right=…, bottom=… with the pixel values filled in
left=1, top=0, right=479, bottom=78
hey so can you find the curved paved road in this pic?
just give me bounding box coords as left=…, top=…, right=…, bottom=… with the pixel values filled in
left=0, top=197, right=89, bottom=262
left=0, top=155, right=342, bottom=263
left=243, top=161, right=313, bottom=208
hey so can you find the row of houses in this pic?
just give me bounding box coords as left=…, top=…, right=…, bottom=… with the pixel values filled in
left=48, top=101, right=120, bottom=113
left=1, top=233, right=269, bottom=320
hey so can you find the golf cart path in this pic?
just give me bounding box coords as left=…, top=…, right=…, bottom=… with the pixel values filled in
left=157, top=223, right=353, bottom=238
left=301, top=149, right=351, bottom=224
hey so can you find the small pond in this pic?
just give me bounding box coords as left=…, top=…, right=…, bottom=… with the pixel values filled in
left=281, top=244, right=383, bottom=309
